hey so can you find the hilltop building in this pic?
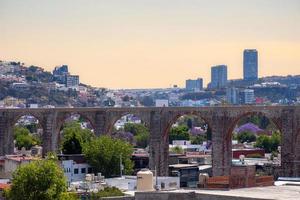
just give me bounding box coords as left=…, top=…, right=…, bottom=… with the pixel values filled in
left=53, top=65, right=69, bottom=84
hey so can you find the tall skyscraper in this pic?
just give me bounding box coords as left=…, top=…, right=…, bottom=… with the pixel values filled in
left=210, top=65, right=228, bottom=89
left=185, top=78, right=203, bottom=91
left=243, top=49, right=258, bottom=80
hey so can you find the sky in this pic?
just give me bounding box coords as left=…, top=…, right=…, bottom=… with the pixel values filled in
left=0, top=0, right=299, bottom=89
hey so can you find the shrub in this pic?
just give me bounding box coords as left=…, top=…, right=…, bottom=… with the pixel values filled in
left=91, top=187, right=124, bottom=199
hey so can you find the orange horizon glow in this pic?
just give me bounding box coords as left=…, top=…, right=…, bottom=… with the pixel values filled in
left=0, top=0, right=299, bottom=89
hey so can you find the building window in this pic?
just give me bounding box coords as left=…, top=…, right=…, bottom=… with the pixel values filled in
left=81, top=168, right=86, bottom=174
left=88, top=167, right=92, bottom=173
left=74, top=168, right=79, bottom=174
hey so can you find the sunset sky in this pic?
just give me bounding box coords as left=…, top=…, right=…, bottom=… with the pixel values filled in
left=0, top=0, right=299, bottom=89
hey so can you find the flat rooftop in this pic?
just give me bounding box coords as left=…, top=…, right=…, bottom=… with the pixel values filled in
left=168, top=185, right=300, bottom=200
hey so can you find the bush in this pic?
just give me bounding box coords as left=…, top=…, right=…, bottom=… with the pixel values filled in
left=91, top=187, right=124, bottom=199
left=170, top=146, right=184, bottom=154
left=59, top=192, right=79, bottom=200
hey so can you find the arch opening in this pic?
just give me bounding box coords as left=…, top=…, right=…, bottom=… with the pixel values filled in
left=13, top=115, right=43, bottom=155
left=111, top=114, right=149, bottom=174
left=229, top=113, right=282, bottom=179
left=166, top=114, right=213, bottom=186
left=57, top=113, right=95, bottom=155
left=112, top=114, right=149, bottom=149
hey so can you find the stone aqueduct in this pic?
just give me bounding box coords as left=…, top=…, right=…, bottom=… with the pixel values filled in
left=0, top=106, right=300, bottom=177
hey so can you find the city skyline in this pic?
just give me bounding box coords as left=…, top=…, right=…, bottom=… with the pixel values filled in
left=1, top=0, right=300, bottom=89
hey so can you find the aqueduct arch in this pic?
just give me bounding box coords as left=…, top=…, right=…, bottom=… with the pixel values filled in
left=53, top=112, right=96, bottom=152
left=106, top=111, right=150, bottom=136
left=0, top=106, right=299, bottom=177
left=225, top=112, right=283, bottom=173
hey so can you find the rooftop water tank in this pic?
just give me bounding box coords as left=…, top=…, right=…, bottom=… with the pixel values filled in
left=136, top=168, right=154, bottom=191
left=198, top=173, right=209, bottom=188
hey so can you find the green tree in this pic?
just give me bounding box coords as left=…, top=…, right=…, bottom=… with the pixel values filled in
left=135, top=132, right=149, bottom=148
left=7, top=158, right=68, bottom=200
left=124, top=123, right=148, bottom=136
left=83, top=136, right=134, bottom=177
left=232, top=133, right=238, bottom=141
left=14, top=126, right=41, bottom=150
left=250, top=115, right=260, bottom=126
left=25, top=123, right=38, bottom=134
left=255, top=132, right=281, bottom=153
left=238, top=115, right=260, bottom=127
left=124, top=123, right=149, bottom=148
left=237, top=131, right=256, bottom=143
left=169, top=125, right=189, bottom=144
left=61, top=122, right=94, bottom=154
left=270, top=131, right=281, bottom=152
left=62, top=133, right=82, bottom=154
left=191, top=135, right=206, bottom=144
left=255, top=135, right=272, bottom=153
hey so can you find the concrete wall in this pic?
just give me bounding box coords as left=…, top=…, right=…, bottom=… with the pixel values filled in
left=101, top=197, right=134, bottom=200
left=134, top=192, right=272, bottom=200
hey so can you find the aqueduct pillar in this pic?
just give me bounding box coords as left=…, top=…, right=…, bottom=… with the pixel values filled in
left=149, top=111, right=169, bottom=176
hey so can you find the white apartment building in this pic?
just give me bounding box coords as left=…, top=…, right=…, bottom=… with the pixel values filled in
left=61, top=159, right=92, bottom=185
left=242, top=89, right=255, bottom=104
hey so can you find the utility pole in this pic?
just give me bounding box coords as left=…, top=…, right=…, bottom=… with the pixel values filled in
left=155, top=165, right=158, bottom=190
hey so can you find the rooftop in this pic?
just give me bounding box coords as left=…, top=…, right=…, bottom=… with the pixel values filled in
left=4, top=155, right=40, bottom=162
left=167, top=185, right=300, bottom=200
left=169, top=164, right=199, bottom=169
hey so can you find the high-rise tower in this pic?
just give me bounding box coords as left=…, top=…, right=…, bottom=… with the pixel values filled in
left=243, top=49, right=258, bottom=80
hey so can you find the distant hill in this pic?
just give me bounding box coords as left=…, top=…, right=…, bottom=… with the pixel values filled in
left=0, top=61, right=105, bottom=107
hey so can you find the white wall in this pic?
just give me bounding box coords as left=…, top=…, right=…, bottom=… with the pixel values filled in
left=61, top=160, right=92, bottom=185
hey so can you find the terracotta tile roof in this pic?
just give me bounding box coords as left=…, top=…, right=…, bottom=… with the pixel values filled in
left=5, top=155, right=40, bottom=162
